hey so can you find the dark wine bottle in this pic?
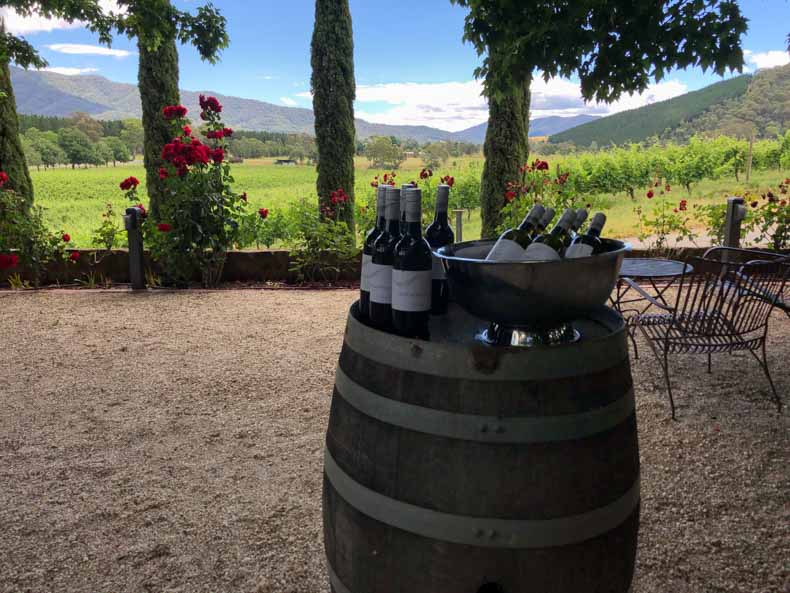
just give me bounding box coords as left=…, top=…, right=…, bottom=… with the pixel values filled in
left=529, top=207, right=556, bottom=240
left=424, top=184, right=454, bottom=314
left=369, top=187, right=401, bottom=329
left=564, top=209, right=588, bottom=249
left=360, top=184, right=388, bottom=319
left=566, top=213, right=607, bottom=258
left=523, top=209, right=576, bottom=261
left=392, top=187, right=432, bottom=339
left=486, top=203, right=546, bottom=261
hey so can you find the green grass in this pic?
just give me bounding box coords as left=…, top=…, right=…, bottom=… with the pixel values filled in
left=31, top=160, right=787, bottom=247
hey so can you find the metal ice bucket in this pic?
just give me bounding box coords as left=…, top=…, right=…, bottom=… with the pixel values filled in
left=435, top=239, right=629, bottom=330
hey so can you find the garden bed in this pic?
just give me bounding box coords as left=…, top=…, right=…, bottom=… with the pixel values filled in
left=0, top=289, right=787, bottom=592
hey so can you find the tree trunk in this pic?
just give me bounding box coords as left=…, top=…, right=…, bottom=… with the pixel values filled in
left=479, top=77, right=531, bottom=238
left=311, top=0, right=356, bottom=235
left=0, top=58, right=34, bottom=208
left=138, top=36, right=180, bottom=219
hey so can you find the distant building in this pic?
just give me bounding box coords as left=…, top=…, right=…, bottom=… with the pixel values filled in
left=275, top=159, right=297, bottom=166
left=404, top=151, right=416, bottom=159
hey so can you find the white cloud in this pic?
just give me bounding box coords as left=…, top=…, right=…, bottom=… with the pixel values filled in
left=351, top=76, right=688, bottom=132
left=280, top=97, right=297, bottom=107
left=43, top=67, right=99, bottom=76
left=744, top=49, right=790, bottom=70
left=47, top=43, right=133, bottom=58
left=0, top=1, right=123, bottom=35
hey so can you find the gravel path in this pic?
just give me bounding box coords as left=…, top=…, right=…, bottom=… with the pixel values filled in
left=0, top=290, right=787, bottom=593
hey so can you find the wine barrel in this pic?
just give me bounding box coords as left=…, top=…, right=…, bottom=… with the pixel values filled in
left=323, top=303, right=640, bottom=593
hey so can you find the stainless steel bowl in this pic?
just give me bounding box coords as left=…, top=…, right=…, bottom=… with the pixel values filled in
left=435, top=239, right=629, bottom=329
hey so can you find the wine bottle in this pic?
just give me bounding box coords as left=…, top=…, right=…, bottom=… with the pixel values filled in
left=392, top=187, right=433, bottom=338
left=564, top=209, right=588, bottom=249
left=424, top=184, right=454, bottom=314
left=369, top=187, right=401, bottom=329
left=360, top=184, right=388, bottom=319
left=485, top=203, right=546, bottom=261
left=523, top=209, right=576, bottom=261
left=400, top=183, right=413, bottom=237
left=566, top=213, right=607, bottom=259
left=530, top=207, right=556, bottom=240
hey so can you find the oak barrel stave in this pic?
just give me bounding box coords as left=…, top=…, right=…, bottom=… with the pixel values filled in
left=323, top=304, right=640, bottom=593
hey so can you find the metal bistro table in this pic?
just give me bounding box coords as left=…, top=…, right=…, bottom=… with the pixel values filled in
left=611, top=258, right=694, bottom=357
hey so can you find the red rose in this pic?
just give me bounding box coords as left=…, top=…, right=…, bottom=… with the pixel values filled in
left=505, top=190, right=517, bottom=203
left=120, top=176, right=140, bottom=191
left=258, top=208, right=269, bottom=219
left=162, top=105, right=188, bottom=120
left=69, top=251, right=80, bottom=262
left=441, top=175, right=455, bottom=187
left=182, top=125, right=192, bottom=136
left=199, top=95, right=222, bottom=113
left=0, top=253, right=19, bottom=270
left=241, top=192, right=248, bottom=202
left=780, top=200, right=787, bottom=206
left=157, top=223, right=172, bottom=232
left=158, top=167, right=168, bottom=180
left=210, top=148, right=225, bottom=164
left=0, top=171, right=8, bottom=186
left=750, top=201, right=758, bottom=208
left=647, top=190, right=654, bottom=199
left=223, top=128, right=233, bottom=137
left=62, top=233, right=71, bottom=243
left=533, top=159, right=549, bottom=171
left=135, top=203, right=147, bottom=218
left=665, top=184, right=671, bottom=192
left=370, top=181, right=378, bottom=188
left=673, top=208, right=678, bottom=213
left=383, top=174, right=389, bottom=182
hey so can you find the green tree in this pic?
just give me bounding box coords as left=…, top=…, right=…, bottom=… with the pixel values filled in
left=365, top=136, right=405, bottom=169
left=58, top=127, right=95, bottom=168
left=452, top=0, right=748, bottom=236
left=94, top=139, right=114, bottom=166
left=119, top=119, right=145, bottom=156
left=114, top=0, right=229, bottom=218
left=20, top=135, right=42, bottom=170
left=104, top=136, right=132, bottom=165
left=0, top=55, right=34, bottom=205
left=311, top=0, right=356, bottom=232
left=70, top=111, right=104, bottom=142
left=422, top=142, right=451, bottom=170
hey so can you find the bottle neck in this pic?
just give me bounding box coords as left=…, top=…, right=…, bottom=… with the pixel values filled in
left=377, top=215, right=386, bottom=230
left=587, top=227, right=602, bottom=239
left=405, top=220, right=423, bottom=238
left=386, top=218, right=400, bottom=235
left=433, top=208, right=448, bottom=225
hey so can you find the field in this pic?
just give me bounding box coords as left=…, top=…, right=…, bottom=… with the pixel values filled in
left=31, top=157, right=787, bottom=247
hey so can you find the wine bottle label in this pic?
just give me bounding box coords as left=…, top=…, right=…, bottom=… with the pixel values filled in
left=565, top=243, right=594, bottom=259
left=360, top=254, right=372, bottom=290
left=523, top=242, right=562, bottom=261
left=369, top=263, right=393, bottom=304
left=486, top=238, right=528, bottom=261
left=431, top=255, right=446, bottom=280
left=392, top=269, right=432, bottom=312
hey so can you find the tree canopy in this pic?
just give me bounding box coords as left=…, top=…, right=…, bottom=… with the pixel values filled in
left=451, top=0, right=748, bottom=102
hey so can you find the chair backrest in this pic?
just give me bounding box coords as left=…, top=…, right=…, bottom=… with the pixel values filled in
left=672, top=257, right=788, bottom=338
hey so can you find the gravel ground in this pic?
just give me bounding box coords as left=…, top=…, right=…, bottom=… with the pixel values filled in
left=0, top=289, right=787, bottom=593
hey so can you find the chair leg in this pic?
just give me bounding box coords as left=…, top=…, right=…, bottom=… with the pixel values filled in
left=630, top=329, right=639, bottom=360
left=707, top=352, right=712, bottom=374
left=748, top=343, right=783, bottom=412
left=662, top=350, right=677, bottom=420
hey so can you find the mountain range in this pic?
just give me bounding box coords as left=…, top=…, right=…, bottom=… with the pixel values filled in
left=9, top=66, right=594, bottom=143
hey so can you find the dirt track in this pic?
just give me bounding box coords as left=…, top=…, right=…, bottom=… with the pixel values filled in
left=1, top=289, right=787, bottom=593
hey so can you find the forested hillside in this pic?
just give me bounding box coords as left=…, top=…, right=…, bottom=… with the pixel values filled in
left=550, top=75, right=752, bottom=146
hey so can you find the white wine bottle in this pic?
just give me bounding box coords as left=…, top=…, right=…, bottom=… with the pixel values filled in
left=485, top=204, right=546, bottom=261
left=523, top=209, right=576, bottom=261
left=566, top=213, right=607, bottom=259
left=369, top=187, right=401, bottom=329
left=360, top=184, right=387, bottom=319
left=392, top=187, right=433, bottom=338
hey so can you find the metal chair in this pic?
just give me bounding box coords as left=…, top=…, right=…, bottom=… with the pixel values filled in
left=704, top=247, right=789, bottom=316
left=631, top=256, right=788, bottom=418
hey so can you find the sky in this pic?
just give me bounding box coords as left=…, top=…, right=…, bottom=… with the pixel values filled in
left=1, top=0, right=788, bottom=132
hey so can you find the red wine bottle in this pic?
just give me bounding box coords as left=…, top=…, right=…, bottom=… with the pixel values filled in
left=392, top=187, right=432, bottom=338
left=369, top=187, right=401, bottom=329
left=566, top=213, right=607, bottom=258
left=360, top=185, right=387, bottom=319
left=523, top=209, right=575, bottom=261
left=399, top=183, right=413, bottom=237
left=424, top=184, right=454, bottom=315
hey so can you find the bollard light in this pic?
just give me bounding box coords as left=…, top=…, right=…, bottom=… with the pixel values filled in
left=452, top=209, right=464, bottom=243
left=724, top=197, right=747, bottom=249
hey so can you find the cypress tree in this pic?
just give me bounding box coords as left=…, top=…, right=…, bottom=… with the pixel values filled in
left=310, top=0, right=356, bottom=234
left=479, top=78, right=530, bottom=238
left=0, top=57, right=34, bottom=208
left=138, top=36, right=180, bottom=219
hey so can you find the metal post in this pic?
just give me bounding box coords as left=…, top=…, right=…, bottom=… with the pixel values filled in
left=452, top=209, right=464, bottom=243
left=724, top=197, right=747, bottom=249
left=124, top=207, right=145, bottom=290
left=745, top=132, right=754, bottom=182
